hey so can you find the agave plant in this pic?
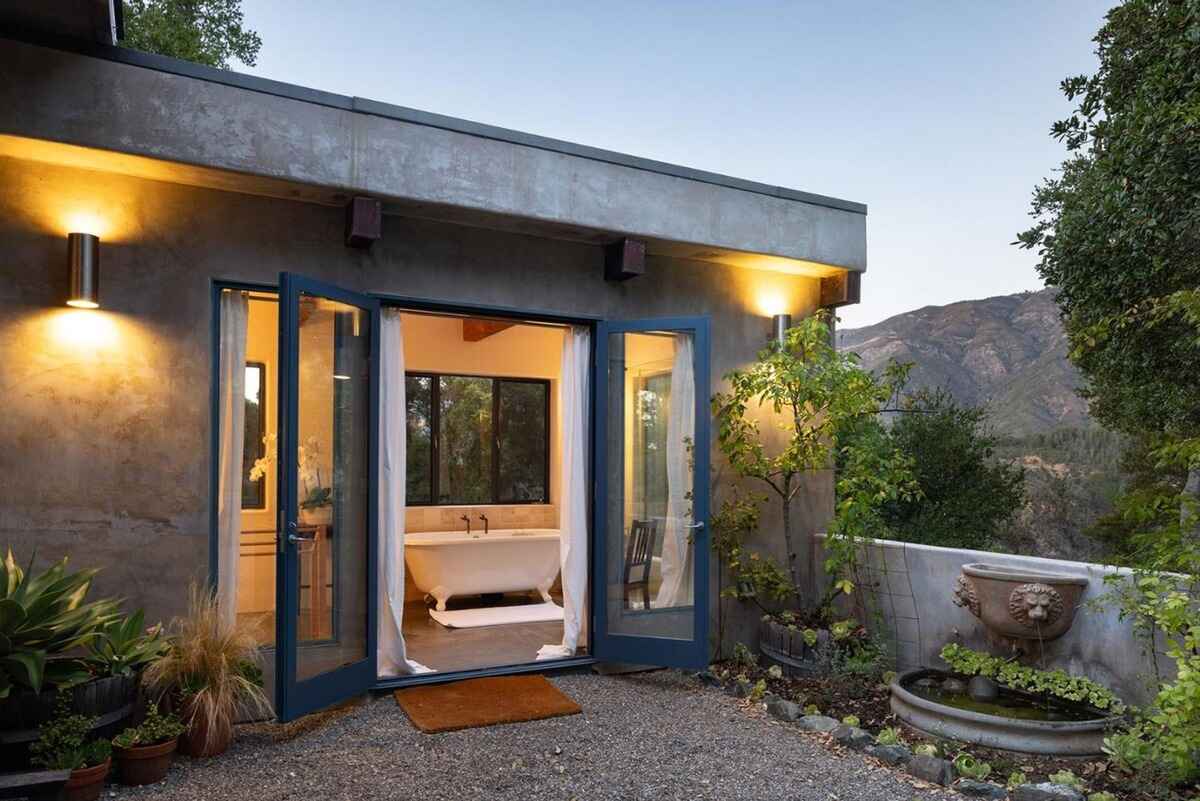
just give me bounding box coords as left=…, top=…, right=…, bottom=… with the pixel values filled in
left=1, top=547, right=122, bottom=698
left=85, top=609, right=168, bottom=679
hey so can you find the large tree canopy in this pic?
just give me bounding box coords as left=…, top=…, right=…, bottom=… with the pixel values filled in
left=121, top=0, right=262, bottom=69
left=1017, top=0, right=1200, bottom=440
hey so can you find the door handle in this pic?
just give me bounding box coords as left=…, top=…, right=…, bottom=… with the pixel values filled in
left=685, top=521, right=706, bottom=530
left=288, top=530, right=317, bottom=545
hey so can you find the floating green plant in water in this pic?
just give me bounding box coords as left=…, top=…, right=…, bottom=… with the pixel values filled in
left=940, top=644, right=1124, bottom=713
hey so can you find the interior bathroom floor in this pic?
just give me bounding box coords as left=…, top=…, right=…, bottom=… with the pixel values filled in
left=402, top=593, right=584, bottom=673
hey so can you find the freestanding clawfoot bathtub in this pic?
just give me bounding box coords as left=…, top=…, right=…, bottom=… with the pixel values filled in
left=404, top=529, right=561, bottom=612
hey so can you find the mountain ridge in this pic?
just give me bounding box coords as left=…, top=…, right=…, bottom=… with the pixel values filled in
left=836, top=288, right=1090, bottom=437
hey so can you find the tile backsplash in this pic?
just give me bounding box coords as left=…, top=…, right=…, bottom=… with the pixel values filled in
left=405, top=504, right=559, bottom=532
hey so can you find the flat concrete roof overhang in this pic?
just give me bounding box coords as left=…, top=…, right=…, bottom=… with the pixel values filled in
left=0, top=35, right=867, bottom=277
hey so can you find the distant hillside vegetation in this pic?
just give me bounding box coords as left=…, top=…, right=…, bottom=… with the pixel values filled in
left=839, top=289, right=1128, bottom=563
left=837, top=288, right=1088, bottom=438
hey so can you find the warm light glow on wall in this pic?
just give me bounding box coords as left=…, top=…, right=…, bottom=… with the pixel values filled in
left=755, top=289, right=790, bottom=317
left=61, top=210, right=109, bottom=239
left=47, top=308, right=121, bottom=352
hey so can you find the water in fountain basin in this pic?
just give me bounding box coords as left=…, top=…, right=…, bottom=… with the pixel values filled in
left=906, top=678, right=1100, bottom=722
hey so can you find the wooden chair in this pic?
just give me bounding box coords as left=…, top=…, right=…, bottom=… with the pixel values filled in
left=622, top=519, right=659, bottom=609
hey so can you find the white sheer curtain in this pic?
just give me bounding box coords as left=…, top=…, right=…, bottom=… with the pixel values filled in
left=538, top=325, right=590, bottom=660
left=216, top=290, right=248, bottom=628
left=655, top=333, right=695, bottom=608
left=378, top=309, right=432, bottom=676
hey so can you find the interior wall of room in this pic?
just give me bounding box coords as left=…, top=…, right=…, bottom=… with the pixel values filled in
left=237, top=295, right=278, bottom=621
left=0, top=152, right=826, bottom=659
left=398, top=312, right=564, bottom=602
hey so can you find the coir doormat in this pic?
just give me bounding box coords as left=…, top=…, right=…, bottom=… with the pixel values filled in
left=394, top=674, right=582, bottom=733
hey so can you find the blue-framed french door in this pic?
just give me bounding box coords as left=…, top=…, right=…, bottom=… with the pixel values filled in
left=276, top=273, right=380, bottom=722
left=592, top=317, right=710, bottom=669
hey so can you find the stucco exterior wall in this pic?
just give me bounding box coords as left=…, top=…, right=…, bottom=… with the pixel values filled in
left=0, top=153, right=830, bottom=658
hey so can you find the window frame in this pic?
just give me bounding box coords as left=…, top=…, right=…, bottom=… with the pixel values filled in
left=406, top=371, right=551, bottom=506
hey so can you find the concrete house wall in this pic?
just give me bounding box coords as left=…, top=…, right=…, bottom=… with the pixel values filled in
left=0, top=36, right=864, bottom=661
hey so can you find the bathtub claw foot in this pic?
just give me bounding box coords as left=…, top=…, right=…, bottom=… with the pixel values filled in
left=429, top=587, right=450, bottom=612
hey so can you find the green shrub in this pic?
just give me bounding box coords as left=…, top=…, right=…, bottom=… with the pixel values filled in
left=112, top=703, right=185, bottom=749
left=875, top=727, right=903, bottom=746
left=940, top=644, right=1124, bottom=712
left=1048, top=770, right=1084, bottom=790
left=803, top=704, right=820, bottom=716
left=30, top=694, right=111, bottom=770
left=840, top=715, right=860, bottom=727
left=913, top=743, right=939, bottom=758
left=732, top=642, right=757, bottom=670
left=953, top=753, right=992, bottom=781
left=1006, top=771, right=1028, bottom=789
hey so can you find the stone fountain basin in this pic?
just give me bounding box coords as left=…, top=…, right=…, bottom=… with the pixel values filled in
left=957, top=562, right=1090, bottom=642
left=890, top=669, right=1119, bottom=756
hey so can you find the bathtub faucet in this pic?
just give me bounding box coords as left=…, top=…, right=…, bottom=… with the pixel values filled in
left=460, top=514, right=471, bottom=535
left=478, top=513, right=489, bottom=534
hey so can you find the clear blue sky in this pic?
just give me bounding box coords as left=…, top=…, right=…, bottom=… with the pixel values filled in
left=238, top=1, right=1110, bottom=328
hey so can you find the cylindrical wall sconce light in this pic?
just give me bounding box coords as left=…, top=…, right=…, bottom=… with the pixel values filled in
left=772, top=313, right=792, bottom=348
left=66, top=233, right=100, bottom=309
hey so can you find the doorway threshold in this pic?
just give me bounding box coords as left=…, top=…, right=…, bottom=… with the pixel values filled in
left=373, top=655, right=597, bottom=690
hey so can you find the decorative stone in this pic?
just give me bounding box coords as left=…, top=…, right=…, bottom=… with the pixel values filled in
left=762, top=692, right=781, bottom=707
left=1011, top=783, right=1085, bottom=801
left=695, top=670, right=720, bottom=687
left=941, top=677, right=968, bottom=694
left=766, top=698, right=802, bottom=722
left=967, top=675, right=1000, bottom=702
left=796, top=715, right=840, bottom=733
left=1009, top=583, right=1065, bottom=630
left=913, top=676, right=939, bottom=690
left=953, top=575, right=981, bottom=617
left=866, top=744, right=911, bottom=766
left=733, top=679, right=753, bottom=698
left=956, top=779, right=1008, bottom=799
left=831, top=724, right=874, bottom=751
left=906, top=754, right=955, bottom=786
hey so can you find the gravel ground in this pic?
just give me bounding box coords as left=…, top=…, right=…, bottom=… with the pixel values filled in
left=107, top=671, right=956, bottom=801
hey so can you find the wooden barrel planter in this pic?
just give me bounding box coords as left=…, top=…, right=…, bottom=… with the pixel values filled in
left=758, top=618, right=835, bottom=676
left=0, top=675, right=138, bottom=768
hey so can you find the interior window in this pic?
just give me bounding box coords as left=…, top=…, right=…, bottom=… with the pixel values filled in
left=406, top=372, right=550, bottom=505
left=241, top=362, right=266, bottom=509
left=406, top=375, right=433, bottom=505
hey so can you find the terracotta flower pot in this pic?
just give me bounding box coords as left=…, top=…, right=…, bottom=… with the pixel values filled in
left=115, top=737, right=178, bottom=785
left=64, top=757, right=110, bottom=801
left=180, top=714, right=232, bottom=758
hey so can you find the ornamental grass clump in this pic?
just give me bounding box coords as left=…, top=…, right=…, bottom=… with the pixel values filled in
left=144, top=585, right=269, bottom=757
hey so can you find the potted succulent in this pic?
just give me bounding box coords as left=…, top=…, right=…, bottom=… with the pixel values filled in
left=145, top=586, right=271, bottom=758
left=29, top=695, right=112, bottom=801
left=111, top=702, right=185, bottom=785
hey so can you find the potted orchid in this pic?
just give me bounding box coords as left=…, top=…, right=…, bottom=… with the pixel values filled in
left=249, top=434, right=332, bottom=525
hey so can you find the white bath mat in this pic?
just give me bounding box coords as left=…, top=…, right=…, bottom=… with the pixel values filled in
left=429, top=602, right=564, bottom=629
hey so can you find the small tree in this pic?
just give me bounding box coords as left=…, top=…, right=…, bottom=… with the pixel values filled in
left=879, top=389, right=1025, bottom=551
left=711, top=311, right=914, bottom=612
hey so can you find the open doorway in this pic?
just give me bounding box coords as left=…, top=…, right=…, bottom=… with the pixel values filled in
left=393, top=310, right=588, bottom=673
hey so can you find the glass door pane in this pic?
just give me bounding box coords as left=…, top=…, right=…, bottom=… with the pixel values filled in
left=277, top=274, right=378, bottom=722
left=594, top=319, right=709, bottom=669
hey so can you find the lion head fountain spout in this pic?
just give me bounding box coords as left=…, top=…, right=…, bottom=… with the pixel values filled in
left=952, top=563, right=1089, bottom=644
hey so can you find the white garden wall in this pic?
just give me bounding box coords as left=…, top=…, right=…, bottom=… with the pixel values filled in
left=814, top=535, right=1173, bottom=707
